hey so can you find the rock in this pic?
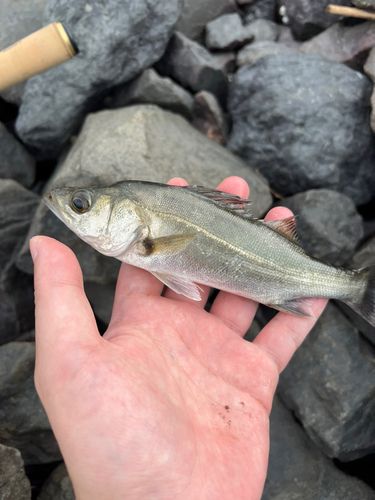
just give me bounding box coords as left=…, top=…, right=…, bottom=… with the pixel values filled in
left=17, top=106, right=272, bottom=295
left=264, top=397, right=375, bottom=499
left=352, top=0, right=375, bottom=7
left=0, top=0, right=47, bottom=105
left=244, top=0, right=277, bottom=24
left=157, top=32, right=229, bottom=102
left=0, top=124, right=35, bottom=188
left=237, top=40, right=296, bottom=66
left=0, top=342, right=60, bottom=464
left=38, top=463, right=74, bottom=500
left=241, top=19, right=281, bottom=43
left=0, top=443, right=31, bottom=500
left=279, top=303, right=375, bottom=461
left=301, top=22, right=375, bottom=69
left=176, top=0, right=236, bottom=41
left=106, top=69, right=194, bottom=119
left=364, top=47, right=375, bottom=133
left=205, top=13, right=254, bottom=51
left=192, top=91, right=228, bottom=144
left=15, top=0, right=183, bottom=158
left=279, top=189, right=363, bottom=265
left=278, top=0, right=352, bottom=40
left=228, top=53, right=375, bottom=205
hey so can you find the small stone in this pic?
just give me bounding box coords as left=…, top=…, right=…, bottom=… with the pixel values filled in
left=192, top=90, right=228, bottom=144
left=107, top=69, right=194, bottom=119
left=279, top=303, right=375, bottom=461
left=205, top=13, right=253, bottom=51
left=157, top=32, right=228, bottom=102
left=244, top=0, right=277, bottom=24
left=38, top=463, right=74, bottom=500
left=176, top=0, right=236, bottom=41
left=301, top=22, right=375, bottom=69
left=0, top=443, right=31, bottom=500
left=0, top=124, right=35, bottom=188
left=0, top=342, right=60, bottom=464
left=279, top=189, right=364, bottom=265
left=237, top=41, right=297, bottom=66
left=228, top=53, right=375, bottom=205
left=15, top=0, right=183, bottom=157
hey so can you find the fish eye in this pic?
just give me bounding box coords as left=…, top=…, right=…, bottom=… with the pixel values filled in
left=70, top=190, right=92, bottom=214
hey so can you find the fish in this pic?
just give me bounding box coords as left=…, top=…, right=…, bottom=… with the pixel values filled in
left=44, top=180, right=375, bottom=327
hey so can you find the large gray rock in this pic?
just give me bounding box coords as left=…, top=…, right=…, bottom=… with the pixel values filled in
left=0, top=342, right=60, bottom=464
left=0, top=443, right=31, bottom=500
left=38, top=463, right=74, bottom=500
left=279, top=303, right=375, bottom=461
left=264, top=397, right=375, bottom=499
left=280, top=189, right=364, bottom=265
left=228, top=53, right=375, bottom=205
left=0, top=0, right=46, bottom=105
left=15, top=0, right=183, bottom=157
left=176, top=0, right=236, bottom=41
left=0, top=124, right=35, bottom=187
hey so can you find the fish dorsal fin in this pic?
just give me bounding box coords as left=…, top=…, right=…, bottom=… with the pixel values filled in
left=263, top=216, right=299, bottom=243
left=184, top=185, right=254, bottom=219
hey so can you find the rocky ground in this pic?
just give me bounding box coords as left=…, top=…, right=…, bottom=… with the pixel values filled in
left=1, top=0, right=375, bottom=498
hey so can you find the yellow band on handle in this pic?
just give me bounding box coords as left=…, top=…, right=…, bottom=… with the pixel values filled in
left=0, top=22, right=77, bottom=92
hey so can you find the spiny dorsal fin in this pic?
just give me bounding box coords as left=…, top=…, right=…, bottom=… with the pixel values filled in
left=263, top=216, right=299, bottom=243
left=184, top=185, right=253, bottom=219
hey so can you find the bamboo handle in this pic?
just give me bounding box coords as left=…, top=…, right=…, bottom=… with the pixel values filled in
left=326, top=4, right=375, bottom=20
left=0, top=22, right=77, bottom=91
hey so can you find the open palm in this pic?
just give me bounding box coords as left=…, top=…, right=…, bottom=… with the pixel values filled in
left=31, top=177, right=326, bottom=500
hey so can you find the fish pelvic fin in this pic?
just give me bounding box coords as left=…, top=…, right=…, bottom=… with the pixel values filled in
left=268, top=298, right=312, bottom=317
left=151, top=272, right=202, bottom=301
left=344, top=266, right=375, bottom=328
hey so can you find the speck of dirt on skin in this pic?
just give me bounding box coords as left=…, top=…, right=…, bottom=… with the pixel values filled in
left=227, top=420, right=231, bottom=427
left=224, top=405, right=230, bottom=411
left=240, top=401, right=245, bottom=407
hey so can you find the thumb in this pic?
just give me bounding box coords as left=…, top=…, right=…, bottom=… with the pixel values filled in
left=30, top=236, right=100, bottom=392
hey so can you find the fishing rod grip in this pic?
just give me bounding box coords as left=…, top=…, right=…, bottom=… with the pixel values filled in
left=0, top=22, right=77, bottom=92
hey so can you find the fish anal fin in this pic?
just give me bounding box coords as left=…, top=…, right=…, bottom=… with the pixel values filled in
left=137, top=233, right=196, bottom=256
left=264, top=216, right=299, bottom=243
left=268, top=298, right=312, bottom=317
left=151, top=272, right=202, bottom=301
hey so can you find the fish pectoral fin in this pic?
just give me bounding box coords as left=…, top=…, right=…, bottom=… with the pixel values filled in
left=263, top=216, right=299, bottom=243
left=151, top=272, right=202, bottom=301
left=268, top=298, right=312, bottom=317
left=137, top=233, right=196, bottom=256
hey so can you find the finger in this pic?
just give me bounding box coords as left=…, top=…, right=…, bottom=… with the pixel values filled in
left=254, top=298, right=328, bottom=373
left=211, top=206, right=294, bottom=336
left=30, top=236, right=100, bottom=391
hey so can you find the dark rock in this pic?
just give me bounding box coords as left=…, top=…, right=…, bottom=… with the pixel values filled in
left=364, top=47, right=375, bottom=132
left=280, top=189, right=363, bottom=265
left=237, top=41, right=296, bottom=66
left=264, top=397, right=375, bottom=499
left=279, top=303, right=375, bottom=461
left=243, top=0, right=277, bottom=23
left=85, top=281, right=116, bottom=327
left=15, top=0, right=183, bottom=158
left=157, top=32, right=229, bottom=102
left=176, top=0, right=236, bottom=41
left=0, top=443, right=31, bottom=500
left=192, top=91, right=228, bottom=144
left=0, top=0, right=46, bottom=105
left=205, top=13, right=254, bottom=51
left=107, top=69, right=194, bottom=119
left=278, top=0, right=352, bottom=40
left=0, top=125, right=35, bottom=188
left=0, top=342, right=60, bottom=464
left=301, top=21, right=375, bottom=69
left=37, top=463, right=74, bottom=500
left=228, top=53, right=375, bottom=205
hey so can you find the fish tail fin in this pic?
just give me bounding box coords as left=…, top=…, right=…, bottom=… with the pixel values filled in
left=344, top=266, right=375, bottom=327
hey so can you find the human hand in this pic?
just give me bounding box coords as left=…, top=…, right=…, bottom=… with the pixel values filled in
left=30, top=177, right=327, bottom=500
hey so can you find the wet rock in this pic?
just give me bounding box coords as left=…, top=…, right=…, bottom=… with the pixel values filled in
left=157, top=32, right=228, bottom=102
left=38, top=463, right=74, bottom=500
left=205, top=13, right=254, bottom=51
left=278, top=0, right=352, bottom=40
left=176, top=0, right=236, bottom=41
left=228, top=53, right=375, bottom=205
left=0, top=342, right=60, bottom=464
left=0, top=0, right=46, bottom=105
left=265, top=397, right=375, bottom=499
left=237, top=41, right=296, bottom=66
left=243, top=0, right=277, bottom=23
left=301, top=22, right=375, bottom=69
left=279, top=303, right=375, bottom=461
left=15, top=0, right=183, bottom=157
left=192, top=91, right=228, bottom=144
left=0, top=125, right=35, bottom=188
left=107, top=69, right=194, bottom=119
left=0, top=443, right=31, bottom=500
left=280, top=189, right=364, bottom=265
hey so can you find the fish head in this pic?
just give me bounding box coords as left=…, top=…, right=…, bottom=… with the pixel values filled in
left=44, top=186, right=143, bottom=257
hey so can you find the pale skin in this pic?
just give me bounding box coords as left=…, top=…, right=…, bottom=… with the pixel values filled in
left=30, top=176, right=327, bottom=500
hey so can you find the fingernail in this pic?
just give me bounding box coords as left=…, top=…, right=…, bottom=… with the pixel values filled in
left=29, top=237, right=40, bottom=262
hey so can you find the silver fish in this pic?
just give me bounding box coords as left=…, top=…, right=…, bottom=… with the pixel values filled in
left=44, top=180, right=375, bottom=326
